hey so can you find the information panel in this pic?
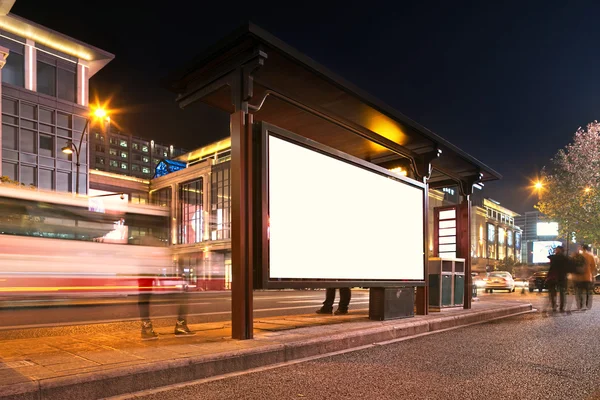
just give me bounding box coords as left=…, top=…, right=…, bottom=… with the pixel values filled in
left=267, top=134, right=425, bottom=281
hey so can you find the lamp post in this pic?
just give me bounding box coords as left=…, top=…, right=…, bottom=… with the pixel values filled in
left=62, top=108, right=107, bottom=195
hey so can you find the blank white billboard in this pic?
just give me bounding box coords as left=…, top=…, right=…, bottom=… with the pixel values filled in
left=537, top=222, right=558, bottom=237
left=268, top=135, right=425, bottom=281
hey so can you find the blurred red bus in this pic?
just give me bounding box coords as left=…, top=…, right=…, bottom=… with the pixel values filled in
left=0, top=185, right=183, bottom=298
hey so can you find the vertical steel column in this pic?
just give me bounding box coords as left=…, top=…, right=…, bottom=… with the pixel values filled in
left=459, top=196, right=472, bottom=309
left=415, top=179, right=429, bottom=315
left=230, top=110, right=254, bottom=339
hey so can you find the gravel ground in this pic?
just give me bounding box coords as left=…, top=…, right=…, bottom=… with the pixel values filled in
left=128, top=300, right=600, bottom=400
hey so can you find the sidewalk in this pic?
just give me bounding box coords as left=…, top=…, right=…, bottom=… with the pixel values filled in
left=0, top=299, right=533, bottom=400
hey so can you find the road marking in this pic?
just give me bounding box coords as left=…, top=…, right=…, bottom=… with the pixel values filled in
left=106, top=309, right=536, bottom=400
left=0, top=304, right=370, bottom=331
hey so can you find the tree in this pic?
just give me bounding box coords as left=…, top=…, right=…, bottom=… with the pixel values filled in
left=536, top=121, right=600, bottom=246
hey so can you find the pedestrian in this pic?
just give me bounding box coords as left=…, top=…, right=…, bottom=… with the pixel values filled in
left=546, top=246, right=569, bottom=313
left=316, top=287, right=351, bottom=315
left=139, top=275, right=195, bottom=340
left=573, top=244, right=595, bottom=311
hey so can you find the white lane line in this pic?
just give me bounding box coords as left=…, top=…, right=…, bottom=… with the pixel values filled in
left=0, top=304, right=370, bottom=331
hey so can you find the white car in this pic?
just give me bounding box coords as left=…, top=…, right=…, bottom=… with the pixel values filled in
left=484, top=271, right=516, bottom=293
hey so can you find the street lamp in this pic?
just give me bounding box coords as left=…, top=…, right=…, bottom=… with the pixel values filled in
left=62, top=107, right=108, bottom=195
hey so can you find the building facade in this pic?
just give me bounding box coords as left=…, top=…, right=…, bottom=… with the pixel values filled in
left=0, top=10, right=113, bottom=194
left=471, top=198, right=522, bottom=271
left=89, top=124, right=187, bottom=179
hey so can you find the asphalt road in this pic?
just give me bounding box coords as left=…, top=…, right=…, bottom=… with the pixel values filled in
left=121, top=294, right=600, bottom=400
left=0, top=290, right=371, bottom=331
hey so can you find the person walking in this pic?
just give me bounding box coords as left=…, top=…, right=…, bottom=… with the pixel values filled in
left=547, top=246, right=569, bottom=313
left=573, top=244, right=595, bottom=311
left=139, top=276, right=195, bottom=340
left=316, top=287, right=351, bottom=315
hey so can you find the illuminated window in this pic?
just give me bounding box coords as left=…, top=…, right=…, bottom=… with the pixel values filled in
left=120, top=151, right=127, bottom=159
left=151, top=187, right=171, bottom=208
left=119, top=140, right=128, bottom=148
left=179, top=178, right=203, bottom=244
left=132, top=143, right=139, bottom=151
left=109, top=148, right=117, bottom=156
left=109, top=160, right=118, bottom=168
left=142, top=166, right=150, bottom=174
left=142, top=156, right=149, bottom=163
left=141, top=145, right=149, bottom=153
left=120, top=162, right=128, bottom=170
left=210, top=163, right=231, bottom=240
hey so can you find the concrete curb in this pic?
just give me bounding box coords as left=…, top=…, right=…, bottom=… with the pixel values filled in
left=1, top=303, right=533, bottom=400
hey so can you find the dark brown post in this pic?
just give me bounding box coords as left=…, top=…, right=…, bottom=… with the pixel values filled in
left=459, top=196, right=472, bottom=309
left=231, top=110, right=254, bottom=339
left=415, top=179, right=429, bottom=315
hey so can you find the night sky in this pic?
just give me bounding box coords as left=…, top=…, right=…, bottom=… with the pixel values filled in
left=11, top=1, right=600, bottom=213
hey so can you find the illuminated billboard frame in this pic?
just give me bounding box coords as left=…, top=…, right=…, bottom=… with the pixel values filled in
left=254, top=122, right=427, bottom=289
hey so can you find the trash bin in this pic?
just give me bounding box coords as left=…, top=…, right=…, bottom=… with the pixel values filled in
left=428, top=257, right=466, bottom=310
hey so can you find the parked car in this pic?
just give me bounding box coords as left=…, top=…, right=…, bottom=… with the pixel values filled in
left=484, top=271, right=516, bottom=293
left=528, top=271, right=549, bottom=292
left=594, top=275, right=600, bottom=295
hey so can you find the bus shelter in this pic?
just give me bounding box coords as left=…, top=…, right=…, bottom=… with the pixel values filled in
left=167, top=23, right=501, bottom=339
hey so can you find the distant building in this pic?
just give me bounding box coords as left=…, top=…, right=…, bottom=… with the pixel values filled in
left=515, top=210, right=563, bottom=264
left=88, top=124, right=187, bottom=179
left=0, top=7, right=113, bottom=194
left=471, top=197, right=522, bottom=271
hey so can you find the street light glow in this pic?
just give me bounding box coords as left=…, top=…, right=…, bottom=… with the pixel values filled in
left=61, top=144, right=74, bottom=154
left=534, top=181, right=543, bottom=190
left=585, top=187, right=591, bottom=193
left=93, top=107, right=107, bottom=119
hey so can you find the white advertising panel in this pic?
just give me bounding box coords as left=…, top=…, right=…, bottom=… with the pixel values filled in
left=268, top=134, right=425, bottom=280
left=532, top=241, right=563, bottom=264
left=537, top=222, right=559, bottom=236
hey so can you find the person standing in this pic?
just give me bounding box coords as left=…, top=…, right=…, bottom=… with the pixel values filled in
left=573, top=244, right=595, bottom=311
left=547, top=246, right=569, bottom=313
left=316, top=287, right=351, bottom=315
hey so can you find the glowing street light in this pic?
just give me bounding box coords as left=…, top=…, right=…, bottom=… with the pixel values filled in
left=62, top=107, right=109, bottom=195
left=534, top=181, right=543, bottom=191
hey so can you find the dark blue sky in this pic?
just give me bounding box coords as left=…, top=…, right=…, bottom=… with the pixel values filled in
left=12, top=1, right=600, bottom=212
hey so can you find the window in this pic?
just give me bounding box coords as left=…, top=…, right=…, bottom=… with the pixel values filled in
left=119, top=140, right=128, bottom=148
left=110, top=160, right=118, bottom=168
left=153, top=158, right=160, bottom=165
left=120, top=162, right=128, bottom=170
left=120, top=151, right=127, bottom=159
left=20, top=165, right=35, bottom=186
left=39, top=169, right=52, bottom=190
left=57, top=68, right=76, bottom=102
left=131, top=164, right=140, bottom=172
left=3, top=51, right=24, bottom=87
left=109, top=137, right=118, bottom=145
left=151, top=187, right=171, bottom=208
left=141, top=145, right=149, bottom=153
left=142, top=156, right=149, bottom=163
left=133, top=154, right=141, bottom=162
left=56, top=171, right=71, bottom=192
left=179, top=178, right=203, bottom=244
left=163, top=151, right=168, bottom=157
left=95, top=145, right=105, bottom=152
left=142, top=166, right=150, bottom=174
left=94, top=133, right=104, bottom=141
left=20, top=129, right=35, bottom=153
left=96, top=156, right=105, bottom=165
left=39, top=134, right=53, bottom=157
left=1, top=162, right=16, bottom=181
left=37, top=61, right=56, bottom=97
left=132, top=143, right=139, bottom=151
left=210, top=163, right=231, bottom=240
left=109, top=148, right=117, bottom=156
left=487, top=223, right=497, bottom=260
left=2, top=124, right=17, bottom=149
left=131, top=193, right=148, bottom=205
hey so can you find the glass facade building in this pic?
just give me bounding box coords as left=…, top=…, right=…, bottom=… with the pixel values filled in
left=0, top=14, right=114, bottom=194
